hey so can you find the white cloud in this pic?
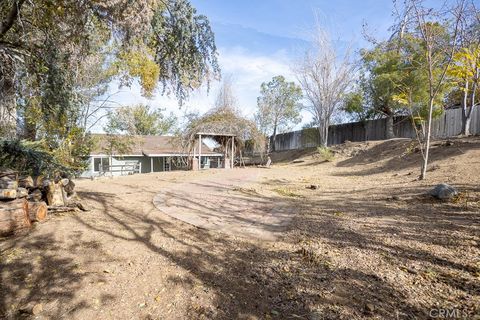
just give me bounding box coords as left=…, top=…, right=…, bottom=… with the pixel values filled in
left=92, top=46, right=311, bottom=133
left=206, top=46, right=297, bottom=115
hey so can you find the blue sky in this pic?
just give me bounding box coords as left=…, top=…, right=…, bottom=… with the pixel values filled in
left=99, top=0, right=398, bottom=132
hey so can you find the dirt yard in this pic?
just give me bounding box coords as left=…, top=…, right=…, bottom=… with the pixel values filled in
left=1, top=137, right=479, bottom=319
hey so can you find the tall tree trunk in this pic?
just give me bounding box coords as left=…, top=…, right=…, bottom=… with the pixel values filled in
left=385, top=111, right=395, bottom=139
left=420, top=98, right=435, bottom=180
left=461, top=80, right=471, bottom=136
left=0, top=0, right=25, bottom=138
left=0, top=73, right=16, bottom=138
left=461, top=114, right=471, bottom=136
left=318, top=119, right=329, bottom=147
left=324, top=120, right=329, bottom=146
left=21, top=105, right=37, bottom=140
left=362, top=120, right=368, bottom=141
left=271, top=124, right=277, bottom=152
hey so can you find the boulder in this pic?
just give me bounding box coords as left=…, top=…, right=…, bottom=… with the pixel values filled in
left=430, top=183, right=458, bottom=200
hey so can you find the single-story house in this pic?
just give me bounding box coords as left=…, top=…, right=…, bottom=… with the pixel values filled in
left=81, top=134, right=224, bottom=177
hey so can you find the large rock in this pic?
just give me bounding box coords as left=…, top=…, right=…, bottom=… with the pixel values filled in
left=430, top=183, right=458, bottom=200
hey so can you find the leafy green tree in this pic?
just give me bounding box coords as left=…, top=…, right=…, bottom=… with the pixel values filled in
left=402, top=0, right=465, bottom=179
left=345, top=31, right=447, bottom=139
left=342, top=85, right=372, bottom=123
left=0, top=0, right=219, bottom=172
left=356, top=44, right=411, bottom=138
left=447, top=25, right=480, bottom=136
left=445, top=2, right=479, bottom=130
left=105, top=104, right=178, bottom=136
left=0, top=139, right=74, bottom=176
left=255, top=75, right=303, bottom=151
left=0, top=0, right=219, bottom=128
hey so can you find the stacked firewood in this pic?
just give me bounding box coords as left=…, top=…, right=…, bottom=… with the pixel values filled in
left=0, top=169, right=84, bottom=236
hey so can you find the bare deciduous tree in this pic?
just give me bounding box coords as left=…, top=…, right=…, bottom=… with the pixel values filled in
left=294, top=26, right=354, bottom=146
left=214, top=74, right=238, bottom=111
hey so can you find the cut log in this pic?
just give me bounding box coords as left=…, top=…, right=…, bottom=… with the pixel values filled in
left=0, top=170, right=17, bottom=181
left=52, top=185, right=64, bottom=206
left=0, top=179, right=18, bottom=189
left=44, top=182, right=64, bottom=206
left=63, top=191, right=78, bottom=205
left=60, top=178, right=70, bottom=187
left=63, top=179, right=75, bottom=196
left=18, top=176, right=34, bottom=189
left=34, top=176, right=45, bottom=188
left=28, top=201, right=47, bottom=222
left=16, top=187, right=29, bottom=198
left=45, top=183, right=54, bottom=205
left=0, top=188, right=17, bottom=200
left=28, top=189, right=43, bottom=202
left=0, top=199, right=31, bottom=236
left=42, top=178, right=51, bottom=188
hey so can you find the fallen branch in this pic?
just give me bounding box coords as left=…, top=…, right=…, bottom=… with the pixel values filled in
left=47, top=206, right=77, bottom=213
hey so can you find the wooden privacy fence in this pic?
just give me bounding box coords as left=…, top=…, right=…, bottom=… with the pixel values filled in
left=272, top=107, right=480, bottom=151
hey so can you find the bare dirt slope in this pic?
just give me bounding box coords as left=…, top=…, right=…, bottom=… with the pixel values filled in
left=1, top=137, right=479, bottom=319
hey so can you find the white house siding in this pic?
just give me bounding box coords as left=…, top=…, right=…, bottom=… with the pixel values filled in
left=81, top=156, right=166, bottom=177
left=115, top=156, right=151, bottom=173
left=81, top=154, right=223, bottom=177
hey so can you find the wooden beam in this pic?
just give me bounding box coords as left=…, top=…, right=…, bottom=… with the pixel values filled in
left=195, top=132, right=236, bottom=137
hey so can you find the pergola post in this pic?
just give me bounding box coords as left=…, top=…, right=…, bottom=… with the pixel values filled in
left=198, top=134, right=202, bottom=170
left=150, top=157, right=154, bottom=173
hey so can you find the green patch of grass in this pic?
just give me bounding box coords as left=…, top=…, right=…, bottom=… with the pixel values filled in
left=333, top=210, right=344, bottom=217
left=317, top=146, right=334, bottom=162
left=422, top=268, right=438, bottom=280
left=232, top=187, right=259, bottom=196
left=0, top=248, right=25, bottom=263
left=273, top=187, right=303, bottom=198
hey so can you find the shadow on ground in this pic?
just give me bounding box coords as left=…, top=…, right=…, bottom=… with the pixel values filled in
left=0, top=233, right=94, bottom=319
left=70, top=177, right=479, bottom=319
left=335, top=138, right=480, bottom=176
left=1, top=165, right=479, bottom=319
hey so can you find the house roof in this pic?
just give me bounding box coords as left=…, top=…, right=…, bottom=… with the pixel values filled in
left=90, top=134, right=221, bottom=156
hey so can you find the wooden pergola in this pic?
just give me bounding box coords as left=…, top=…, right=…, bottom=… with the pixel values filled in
left=195, top=132, right=236, bottom=170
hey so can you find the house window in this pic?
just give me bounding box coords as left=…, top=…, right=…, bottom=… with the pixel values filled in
left=93, top=157, right=110, bottom=172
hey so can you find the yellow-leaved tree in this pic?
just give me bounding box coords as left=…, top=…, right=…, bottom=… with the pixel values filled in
left=447, top=47, right=480, bottom=135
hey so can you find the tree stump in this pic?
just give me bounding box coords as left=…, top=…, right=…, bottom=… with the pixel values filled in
left=0, top=171, right=18, bottom=193
left=28, top=201, right=47, bottom=222
left=16, top=187, right=29, bottom=198
left=0, top=199, right=31, bottom=235
left=43, top=181, right=64, bottom=206
left=0, top=188, right=17, bottom=200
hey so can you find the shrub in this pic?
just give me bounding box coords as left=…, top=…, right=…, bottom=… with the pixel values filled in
left=0, top=139, right=75, bottom=177
left=317, top=146, right=334, bottom=162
